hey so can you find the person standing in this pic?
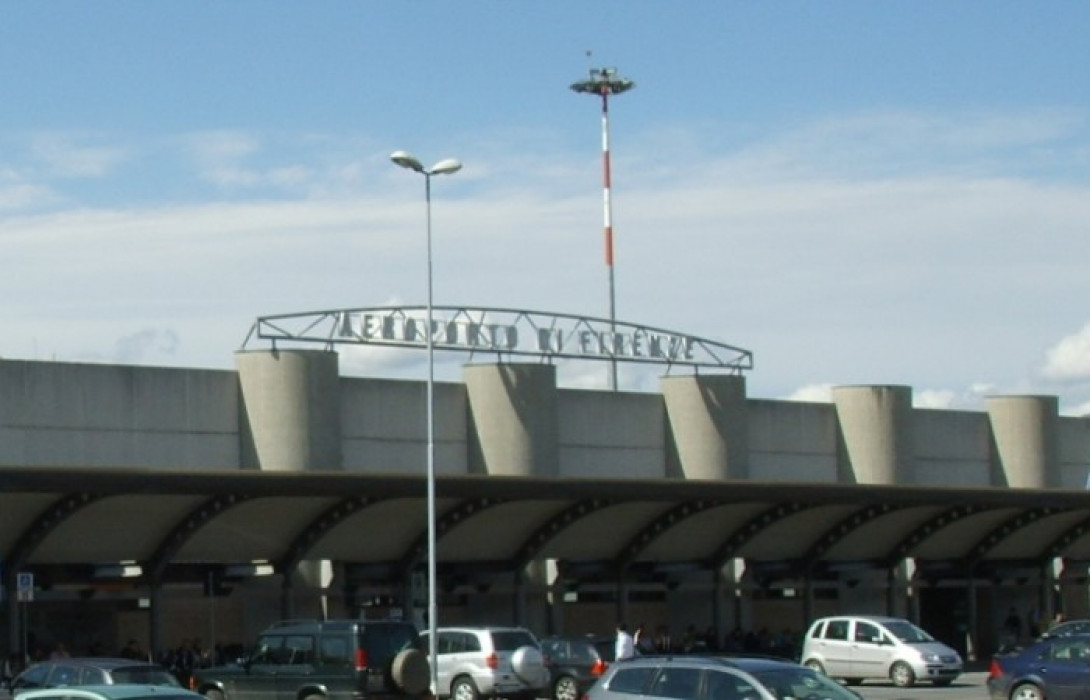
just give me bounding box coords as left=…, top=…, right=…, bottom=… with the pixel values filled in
left=615, top=622, right=635, bottom=661
left=634, top=623, right=654, bottom=654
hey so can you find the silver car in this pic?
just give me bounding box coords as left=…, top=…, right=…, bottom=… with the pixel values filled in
left=584, top=654, right=858, bottom=700
left=422, top=626, right=549, bottom=700
left=800, top=615, right=962, bottom=687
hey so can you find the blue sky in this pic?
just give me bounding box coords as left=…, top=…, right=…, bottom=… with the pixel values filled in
left=3, top=2, right=1090, bottom=413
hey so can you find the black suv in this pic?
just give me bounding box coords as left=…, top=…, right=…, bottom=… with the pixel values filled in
left=190, top=619, right=430, bottom=700
left=539, top=636, right=614, bottom=700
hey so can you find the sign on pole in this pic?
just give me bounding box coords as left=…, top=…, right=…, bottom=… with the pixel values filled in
left=16, top=572, right=33, bottom=602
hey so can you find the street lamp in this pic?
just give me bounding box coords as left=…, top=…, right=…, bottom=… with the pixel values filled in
left=390, top=149, right=462, bottom=693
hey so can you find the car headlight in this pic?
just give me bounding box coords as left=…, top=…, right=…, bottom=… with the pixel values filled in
left=922, top=653, right=941, bottom=663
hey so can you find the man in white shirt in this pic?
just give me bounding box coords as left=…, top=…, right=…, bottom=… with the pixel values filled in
left=615, top=621, right=636, bottom=661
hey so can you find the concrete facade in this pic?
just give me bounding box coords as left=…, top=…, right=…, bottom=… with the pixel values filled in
left=4, top=353, right=1085, bottom=491
left=2, top=351, right=1090, bottom=656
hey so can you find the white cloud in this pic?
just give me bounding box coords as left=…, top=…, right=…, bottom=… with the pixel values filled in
left=914, top=390, right=958, bottom=409
left=114, top=329, right=181, bottom=364
left=29, top=133, right=127, bottom=178
left=782, top=384, right=834, bottom=403
left=0, top=183, right=56, bottom=212
left=3, top=108, right=1090, bottom=411
left=1041, top=324, right=1090, bottom=382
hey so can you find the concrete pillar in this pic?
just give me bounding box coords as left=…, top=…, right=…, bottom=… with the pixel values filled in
left=885, top=568, right=896, bottom=616
left=513, top=570, right=527, bottom=626
left=616, top=575, right=630, bottom=628
left=235, top=349, right=342, bottom=471
left=802, top=572, right=814, bottom=624
left=6, top=571, right=18, bottom=659
left=281, top=577, right=295, bottom=620
left=661, top=374, right=748, bottom=480
left=987, top=395, right=1059, bottom=488
left=464, top=364, right=558, bottom=476
left=149, top=583, right=163, bottom=657
left=966, top=565, right=979, bottom=662
left=832, top=385, right=913, bottom=484
left=712, top=568, right=726, bottom=648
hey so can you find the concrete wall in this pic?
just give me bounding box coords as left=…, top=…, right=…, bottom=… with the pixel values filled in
left=340, top=376, right=468, bottom=475
left=748, top=399, right=838, bottom=482
left=0, top=360, right=239, bottom=469
left=1058, top=416, right=1090, bottom=489
left=1, top=355, right=1088, bottom=490
left=557, top=388, right=665, bottom=479
left=914, top=408, right=992, bottom=486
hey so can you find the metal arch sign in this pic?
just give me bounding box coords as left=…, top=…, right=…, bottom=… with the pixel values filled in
left=244, top=306, right=753, bottom=372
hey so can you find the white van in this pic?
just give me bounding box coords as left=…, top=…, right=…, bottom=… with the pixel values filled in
left=800, top=615, right=962, bottom=687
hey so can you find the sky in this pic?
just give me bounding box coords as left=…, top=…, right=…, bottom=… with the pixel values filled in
left=3, top=1, right=1090, bottom=414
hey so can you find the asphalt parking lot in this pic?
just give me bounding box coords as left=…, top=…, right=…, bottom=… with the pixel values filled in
left=852, top=671, right=987, bottom=700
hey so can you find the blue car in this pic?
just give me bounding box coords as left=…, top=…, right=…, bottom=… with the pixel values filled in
left=987, top=634, right=1090, bottom=700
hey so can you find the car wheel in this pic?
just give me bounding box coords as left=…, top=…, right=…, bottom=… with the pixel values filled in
left=204, top=690, right=225, bottom=700
left=511, top=645, right=547, bottom=685
left=890, top=662, right=916, bottom=688
left=803, top=660, right=825, bottom=675
left=452, top=676, right=480, bottom=700
left=391, top=648, right=431, bottom=695
left=554, top=675, right=579, bottom=700
left=302, top=694, right=325, bottom=700
left=1011, top=683, right=1044, bottom=700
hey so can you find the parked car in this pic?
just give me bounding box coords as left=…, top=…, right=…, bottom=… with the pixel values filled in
left=421, top=626, right=549, bottom=700
left=11, top=658, right=182, bottom=694
left=800, top=615, right=962, bottom=687
left=987, top=633, right=1090, bottom=700
left=1038, top=618, right=1090, bottom=640
left=14, top=685, right=206, bottom=700
left=190, top=618, right=430, bottom=700
left=539, top=635, right=614, bottom=700
left=583, top=653, right=859, bottom=700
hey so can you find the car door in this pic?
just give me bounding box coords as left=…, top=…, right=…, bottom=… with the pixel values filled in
left=849, top=620, right=889, bottom=680
left=814, top=620, right=852, bottom=678
left=230, top=633, right=287, bottom=700
left=431, top=630, right=463, bottom=696
left=1038, top=638, right=1090, bottom=700
left=275, top=633, right=317, bottom=700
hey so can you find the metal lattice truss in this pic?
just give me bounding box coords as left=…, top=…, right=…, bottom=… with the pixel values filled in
left=242, top=306, right=753, bottom=373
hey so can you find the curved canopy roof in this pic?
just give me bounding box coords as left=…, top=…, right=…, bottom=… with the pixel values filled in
left=3, top=467, right=1090, bottom=588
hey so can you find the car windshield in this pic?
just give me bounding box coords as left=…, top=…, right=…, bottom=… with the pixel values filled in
left=882, top=621, right=934, bottom=643
left=752, top=667, right=859, bottom=700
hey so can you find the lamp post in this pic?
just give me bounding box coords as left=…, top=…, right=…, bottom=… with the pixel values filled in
left=390, top=149, right=461, bottom=693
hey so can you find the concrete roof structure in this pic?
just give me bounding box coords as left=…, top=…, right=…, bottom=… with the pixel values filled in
left=5, top=466, right=1090, bottom=591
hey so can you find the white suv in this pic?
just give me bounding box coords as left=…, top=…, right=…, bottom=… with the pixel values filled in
left=422, top=626, right=549, bottom=700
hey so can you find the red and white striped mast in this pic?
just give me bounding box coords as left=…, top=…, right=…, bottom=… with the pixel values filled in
left=571, top=65, right=635, bottom=391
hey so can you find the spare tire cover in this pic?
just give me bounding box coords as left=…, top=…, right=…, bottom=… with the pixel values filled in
left=391, top=648, right=431, bottom=695
left=510, top=645, right=546, bottom=685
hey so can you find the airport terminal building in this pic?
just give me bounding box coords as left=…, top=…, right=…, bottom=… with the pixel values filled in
left=2, top=307, right=1090, bottom=662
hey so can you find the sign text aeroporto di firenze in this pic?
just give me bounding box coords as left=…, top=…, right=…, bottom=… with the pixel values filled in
left=246, top=306, right=753, bottom=372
